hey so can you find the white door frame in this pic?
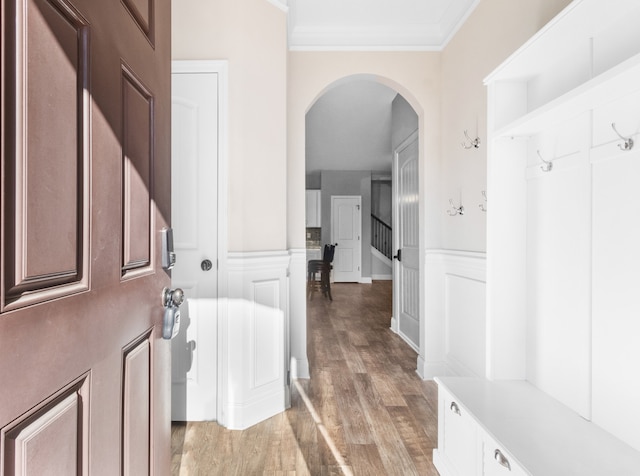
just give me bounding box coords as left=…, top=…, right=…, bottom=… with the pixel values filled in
left=391, top=129, right=419, bottom=350
left=171, top=60, right=229, bottom=424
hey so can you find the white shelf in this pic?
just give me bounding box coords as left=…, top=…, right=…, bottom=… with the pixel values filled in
left=485, top=0, right=640, bottom=84
left=494, top=51, right=640, bottom=138
left=436, top=377, right=640, bottom=476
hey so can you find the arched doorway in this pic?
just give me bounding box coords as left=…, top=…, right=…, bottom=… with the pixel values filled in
left=304, top=75, right=421, bottom=353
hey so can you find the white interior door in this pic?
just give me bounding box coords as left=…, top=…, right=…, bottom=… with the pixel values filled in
left=171, top=63, right=220, bottom=421
left=332, top=196, right=362, bottom=282
left=393, top=132, right=420, bottom=350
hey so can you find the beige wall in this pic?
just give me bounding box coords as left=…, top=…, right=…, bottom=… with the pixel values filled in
left=440, top=0, right=573, bottom=252
left=172, top=0, right=571, bottom=254
left=172, top=0, right=288, bottom=252
left=287, top=52, right=442, bottom=250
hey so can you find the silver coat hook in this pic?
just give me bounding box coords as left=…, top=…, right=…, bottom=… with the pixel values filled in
left=479, top=190, right=487, bottom=212
left=537, top=150, right=553, bottom=172
left=611, top=123, right=634, bottom=151
left=447, top=198, right=464, bottom=216
left=461, top=130, right=480, bottom=149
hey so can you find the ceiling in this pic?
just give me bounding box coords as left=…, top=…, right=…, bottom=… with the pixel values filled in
left=285, top=0, right=480, bottom=51
left=305, top=80, right=400, bottom=175
left=293, top=0, right=478, bottom=176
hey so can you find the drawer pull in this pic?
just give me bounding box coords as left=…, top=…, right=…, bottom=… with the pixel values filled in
left=494, top=449, right=511, bottom=471
left=449, top=401, right=461, bottom=415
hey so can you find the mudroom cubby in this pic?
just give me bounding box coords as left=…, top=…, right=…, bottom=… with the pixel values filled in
left=434, top=0, right=640, bottom=473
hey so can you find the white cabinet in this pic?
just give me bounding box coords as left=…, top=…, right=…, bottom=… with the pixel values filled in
left=436, top=387, right=478, bottom=476
left=483, top=0, right=640, bottom=455
left=481, top=432, right=527, bottom=476
left=433, top=377, right=640, bottom=476
left=305, top=190, right=321, bottom=227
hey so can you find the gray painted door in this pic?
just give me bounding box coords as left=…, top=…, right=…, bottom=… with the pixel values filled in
left=394, top=134, right=420, bottom=350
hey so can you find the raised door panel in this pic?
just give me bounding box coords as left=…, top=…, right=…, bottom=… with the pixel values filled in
left=2, top=376, right=89, bottom=476
left=123, top=337, right=151, bottom=476
left=2, top=0, right=90, bottom=310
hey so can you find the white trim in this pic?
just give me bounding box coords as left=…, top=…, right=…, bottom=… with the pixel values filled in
left=371, top=246, right=392, bottom=267
left=264, top=0, right=288, bottom=13
left=287, top=0, right=481, bottom=52
left=359, top=277, right=372, bottom=284
left=226, top=250, right=291, bottom=270
left=288, top=248, right=309, bottom=379
left=288, top=44, right=442, bottom=52
left=417, top=357, right=450, bottom=380
left=372, top=274, right=392, bottom=281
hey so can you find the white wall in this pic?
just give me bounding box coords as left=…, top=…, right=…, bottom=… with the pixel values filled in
left=418, top=0, right=574, bottom=379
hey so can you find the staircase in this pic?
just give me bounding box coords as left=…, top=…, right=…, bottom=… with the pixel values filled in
left=371, top=214, right=392, bottom=260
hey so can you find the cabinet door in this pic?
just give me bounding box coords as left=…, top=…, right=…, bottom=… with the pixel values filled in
left=305, top=190, right=321, bottom=227
left=441, top=391, right=478, bottom=476
left=482, top=432, right=529, bottom=476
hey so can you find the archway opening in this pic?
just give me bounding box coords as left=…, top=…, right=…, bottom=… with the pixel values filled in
left=304, top=75, right=420, bottom=354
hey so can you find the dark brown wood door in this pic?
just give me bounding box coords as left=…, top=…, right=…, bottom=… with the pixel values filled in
left=1, top=0, right=171, bottom=474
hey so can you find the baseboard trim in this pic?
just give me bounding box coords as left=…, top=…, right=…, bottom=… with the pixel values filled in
left=290, top=357, right=310, bottom=380
left=224, top=387, right=286, bottom=430
left=417, top=356, right=450, bottom=380
left=359, top=277, right=373, bottom=284
left=372, top=274, right=392, bottom=280
left=390, top=316, right=398, bottom=333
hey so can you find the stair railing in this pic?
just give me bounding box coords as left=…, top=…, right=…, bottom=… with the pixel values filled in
left=371, top=214, right=392, bottom=260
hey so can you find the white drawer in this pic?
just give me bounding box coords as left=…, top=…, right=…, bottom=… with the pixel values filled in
left=481, top=431, right=529, bottom=476
left=441, top=389, right=479, bottom=476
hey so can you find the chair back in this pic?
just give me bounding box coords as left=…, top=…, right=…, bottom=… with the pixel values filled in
left=323, top=244, right=336, bottom=263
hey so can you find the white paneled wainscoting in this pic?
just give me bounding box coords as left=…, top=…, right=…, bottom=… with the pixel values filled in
left=420, top=250, right=486, bottom=380
left=220, top=251, right=290, bottom=430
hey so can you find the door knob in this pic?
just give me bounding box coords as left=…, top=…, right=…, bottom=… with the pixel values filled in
left=201, top=259, right=213, bottom=271
left=162, top=287, right=184, bottom=340
left=163, top=287, right=185, bottom=307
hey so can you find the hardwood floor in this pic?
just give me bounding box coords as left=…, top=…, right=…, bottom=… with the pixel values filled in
left=171, top=281, right=440, bottom=475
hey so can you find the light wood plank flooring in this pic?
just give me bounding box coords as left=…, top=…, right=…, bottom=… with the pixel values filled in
left=171, top=281, right=439, bottom=475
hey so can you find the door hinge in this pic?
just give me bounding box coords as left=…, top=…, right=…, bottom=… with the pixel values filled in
left=358, top=266, right=360, bottom=271
left=286, top=370, right=291, bottom=385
